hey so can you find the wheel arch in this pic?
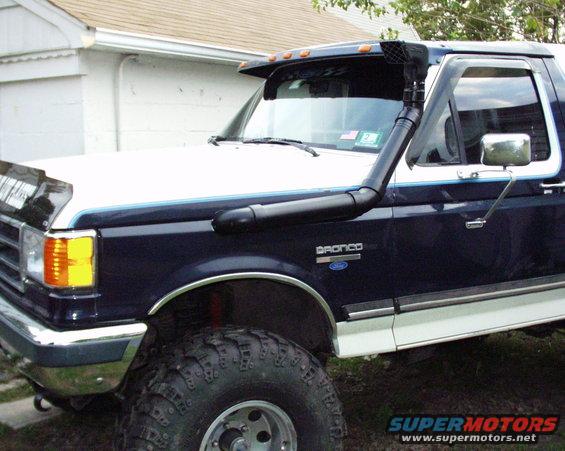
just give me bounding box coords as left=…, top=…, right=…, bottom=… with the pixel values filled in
left=147, top=272, right=338, bottom=353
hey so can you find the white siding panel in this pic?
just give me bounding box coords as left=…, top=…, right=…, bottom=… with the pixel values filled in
left=80, top=50, right=262, bottom=153
left=120, top=55, right=261, bottom=151
left=0, top=76, right=84, bottom=162
left=80, top=50, right=120, bottom=154
left=0, top=50, right=81, bottom=83
left=0, top=4, right=70, bottom=56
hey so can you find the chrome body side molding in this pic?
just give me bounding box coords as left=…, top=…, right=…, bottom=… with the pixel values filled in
left=342, top=298, right=396, bottom=320
left=341, top=274, right=565, bottom=319
left=334, top=285, right=565, bottom=358
left=398, top=274, right=565, bottom=312
left=148, top=272, right=337, bottom=343
left=394, top=286, right=565, bottom=350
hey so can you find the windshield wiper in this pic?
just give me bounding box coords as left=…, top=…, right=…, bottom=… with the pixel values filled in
left=243, top=137, right=319, bottom=157
left=208, top=135, right=228, bottom=146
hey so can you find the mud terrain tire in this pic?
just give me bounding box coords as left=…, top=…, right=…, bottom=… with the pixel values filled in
left=116, top=327, right=345, bottom=450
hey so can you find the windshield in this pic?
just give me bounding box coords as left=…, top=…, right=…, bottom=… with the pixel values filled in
left=221, top=57, right=404, bottom=153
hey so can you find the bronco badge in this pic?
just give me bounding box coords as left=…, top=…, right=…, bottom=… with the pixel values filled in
left=315, top=243, right=363, bottom=264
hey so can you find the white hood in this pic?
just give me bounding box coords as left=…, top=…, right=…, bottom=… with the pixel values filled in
left=25, top=144, right=377, bottom=229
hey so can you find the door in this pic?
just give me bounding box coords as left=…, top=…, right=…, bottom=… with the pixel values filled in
left=390, top=56, right=564, bottom=345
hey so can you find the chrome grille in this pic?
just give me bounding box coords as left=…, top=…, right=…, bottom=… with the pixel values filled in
left=0, top=215, right=23, bottom=292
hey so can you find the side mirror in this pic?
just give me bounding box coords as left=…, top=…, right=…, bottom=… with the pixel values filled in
left=480, top=133, right=531, bottom=167
left=461, top=133, right=532, bottom=230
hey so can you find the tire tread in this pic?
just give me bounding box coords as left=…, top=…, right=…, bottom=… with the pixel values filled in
left=115, top=326, right=345, bottom=450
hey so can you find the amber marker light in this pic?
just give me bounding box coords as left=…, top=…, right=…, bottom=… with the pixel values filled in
left=44, top=235, right=95, bottom=287
left=239, top=61, right=248, bottom=68
left=267, top=54, right=277, bottom=62
left=358, top=44, right=372, bottom=53
left=299, top=49, right=311, bottom=58
left=282, top=52, right=292, bottom=59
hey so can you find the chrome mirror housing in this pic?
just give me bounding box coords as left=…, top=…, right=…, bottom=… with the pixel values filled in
left=480, top=133, right=531, bottom=167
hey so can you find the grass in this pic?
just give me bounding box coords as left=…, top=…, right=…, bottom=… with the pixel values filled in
left=0, top=355, right=18, bottom=383
left=0, top=353, right=34, bottom=403
left=337, top=330, right=564, bottom=449
left=0, top=382, right=34, bottom=403
left=0, top=412, right=115, bottom=450
left=0, top=330, right=562, bottom=450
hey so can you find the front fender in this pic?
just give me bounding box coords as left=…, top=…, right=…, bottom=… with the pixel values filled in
left=146, top=254, right=336, bottom=334
left=97, top=219, right=346, bottom=328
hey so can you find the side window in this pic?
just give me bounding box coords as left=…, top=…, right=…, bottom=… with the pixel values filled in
left=454, top=67, right=550, bottom=164
left=413, top=64, right=550, bottom=167
left=416, top=101, right=461, bottom=165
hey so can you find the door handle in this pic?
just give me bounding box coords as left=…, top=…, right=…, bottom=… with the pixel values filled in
left=540, top=181, right=565, bottom=189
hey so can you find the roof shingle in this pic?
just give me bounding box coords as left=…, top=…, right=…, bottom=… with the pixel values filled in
left=49, top=0, right=401, bottom=53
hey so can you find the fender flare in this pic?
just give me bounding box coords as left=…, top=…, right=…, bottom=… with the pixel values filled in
left=147, top=272, right=337, bottom=342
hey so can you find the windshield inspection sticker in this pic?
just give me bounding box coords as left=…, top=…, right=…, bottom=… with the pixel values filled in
left=356, top=131, right=384, bottom=148
left=340, top=130, right=359, bottom=140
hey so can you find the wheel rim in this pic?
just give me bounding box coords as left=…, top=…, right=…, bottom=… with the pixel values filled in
left=199, top=400, right=297, bottom=451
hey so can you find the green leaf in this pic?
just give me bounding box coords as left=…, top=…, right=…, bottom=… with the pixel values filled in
left=312, top=0, right=564, bottom=43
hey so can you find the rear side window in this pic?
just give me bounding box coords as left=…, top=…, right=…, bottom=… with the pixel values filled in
left=454, top=67, right=550, bottom=164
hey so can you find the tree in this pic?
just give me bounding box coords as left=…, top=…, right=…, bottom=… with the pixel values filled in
left=312, top=0, right=564, bottom=43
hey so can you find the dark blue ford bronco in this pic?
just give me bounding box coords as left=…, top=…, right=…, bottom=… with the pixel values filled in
left=0, top=40, right=564, bottom=450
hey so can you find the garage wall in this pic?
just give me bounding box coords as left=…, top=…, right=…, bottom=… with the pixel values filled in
left=0, top=0, right=86, bottom=162
left=80, top=50, right=120, bottom=154
left=0, top=51, right=262, bottom=162
left=0, top=76, right=84, bottom=162
left=80, top=50, right=262, bottom=153
left=0, top=1, right=71, bottom=56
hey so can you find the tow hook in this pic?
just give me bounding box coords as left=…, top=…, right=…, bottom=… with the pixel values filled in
left=33, top=393, right=51, bottom=412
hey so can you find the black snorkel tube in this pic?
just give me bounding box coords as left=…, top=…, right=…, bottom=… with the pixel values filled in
left=212, top=41, right=429, bottom=234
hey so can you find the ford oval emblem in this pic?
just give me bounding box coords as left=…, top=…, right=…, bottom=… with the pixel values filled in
left=329, top=261, right=348, bottom=271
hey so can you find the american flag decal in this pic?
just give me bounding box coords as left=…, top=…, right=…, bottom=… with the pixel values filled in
left=339, top=130, right=359, bottom=140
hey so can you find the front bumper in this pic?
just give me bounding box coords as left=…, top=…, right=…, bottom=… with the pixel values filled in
left=0, top=292, right=147, bottom=397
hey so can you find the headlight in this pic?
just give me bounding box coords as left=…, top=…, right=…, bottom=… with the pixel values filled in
left=22, top=227, right=96, bottom=288
left=21, top=227, right=44, bottom=283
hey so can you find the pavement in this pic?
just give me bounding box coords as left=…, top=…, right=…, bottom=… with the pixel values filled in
left=0, top=396, right=62, bottom=429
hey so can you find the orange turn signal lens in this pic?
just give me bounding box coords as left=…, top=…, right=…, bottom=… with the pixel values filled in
left=267, top=54, right=277, bottom=62
left=44, top=236, right=95, bottom=287
left=299, top=49, right=311, bottom=58
left=282, top=52, right=292, bottom=59
left=358, top=44, right=372, bottom=53
left=239, top=61, right=248, bottom=68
